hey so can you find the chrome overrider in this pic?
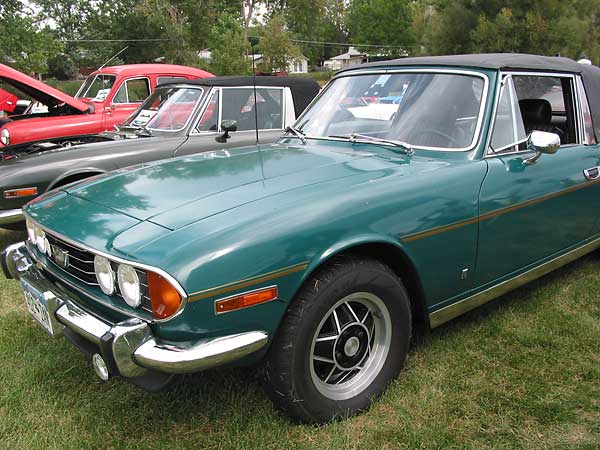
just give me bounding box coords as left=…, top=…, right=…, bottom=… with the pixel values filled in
left=2, top=241, right=269, bottom=379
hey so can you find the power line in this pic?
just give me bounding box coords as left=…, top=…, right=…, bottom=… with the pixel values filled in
left=62, top=38, right=173, bottom=42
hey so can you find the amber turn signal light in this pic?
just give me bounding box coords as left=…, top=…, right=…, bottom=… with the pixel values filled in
left=215, top=286, right=278, bottom=314
left=4, top=187, right=38, bottom=199
left=148, top=272, right=182, bottom=319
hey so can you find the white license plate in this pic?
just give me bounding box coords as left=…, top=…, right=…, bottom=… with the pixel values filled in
left=22, top=279, right=55, bottom=336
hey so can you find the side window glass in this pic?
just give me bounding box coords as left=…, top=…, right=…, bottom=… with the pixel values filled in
left=113, top=79, right=150, bottom=104
left=127, top=79, right=150, bottom=102
left=513, top=75, right=576, bottom=144
left=221, top=88, right=284, bottom=131
left=113, top=83, right=128, bottom=103
left=490, top=76, right=525, bottom=152
left=197, top=90, right=219, bottom=132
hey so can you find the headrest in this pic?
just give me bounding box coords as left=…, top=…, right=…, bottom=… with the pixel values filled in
left=519, top=99, right=552, bottom=125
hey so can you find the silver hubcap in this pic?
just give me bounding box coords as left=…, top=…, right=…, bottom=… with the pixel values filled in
left=309, top=292, right=392, bottom=401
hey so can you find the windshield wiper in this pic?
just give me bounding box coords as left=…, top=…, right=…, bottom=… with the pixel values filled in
left=283, top=126, right=307, bottom=144
left=329, top=133, right=414, bottom=156
left=134, top=126, right=153, bottom=137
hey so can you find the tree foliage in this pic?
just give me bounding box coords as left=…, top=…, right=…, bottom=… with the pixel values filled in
left=207, top=13, right=251, bottom=75
left=0, top=0, right=62, bottom=74
left=257, top=14, right=301, bottom=73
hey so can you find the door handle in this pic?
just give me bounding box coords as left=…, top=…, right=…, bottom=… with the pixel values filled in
left=584, top=167, right=600, bottom=181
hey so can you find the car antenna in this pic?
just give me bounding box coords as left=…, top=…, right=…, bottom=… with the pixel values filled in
left=98, top=46, right=129, bottom=70
left=249, top=37, right=260, bottom=144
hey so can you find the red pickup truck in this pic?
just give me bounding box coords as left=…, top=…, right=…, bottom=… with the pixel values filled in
left=0, top=63, right=213, bottom=147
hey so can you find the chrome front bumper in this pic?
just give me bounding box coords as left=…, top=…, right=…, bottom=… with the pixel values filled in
left=0, top=208, right=23, bottom=225
left=2, top=242, right=269, bottom=378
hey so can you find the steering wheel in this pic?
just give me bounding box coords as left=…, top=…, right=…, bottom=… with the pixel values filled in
left=410, top=129, right=461, bottom=148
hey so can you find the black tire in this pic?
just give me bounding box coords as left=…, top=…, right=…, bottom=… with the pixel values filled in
left=264, top=255, right=412, bottom=423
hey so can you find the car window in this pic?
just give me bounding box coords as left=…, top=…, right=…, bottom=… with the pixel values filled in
left=221, top=88, right=284, bottom=131
left=490, top=76, right=526, bottom=153
left=197, top=90, right=219, bottom=132
left=76, top=74, right=116, bottom=101
left=513, top=75, right=577, bottom=144
left=157, top=76, right=188, bottom=86
left=297, top=72, right=486, bottom=150
left=113, top=78, right=150, bottom=104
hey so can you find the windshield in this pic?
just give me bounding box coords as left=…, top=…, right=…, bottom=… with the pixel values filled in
left=122, top=86, right=204, bottom=131
left=75, top=74, right=116, bottom=102
left=297, top=72, right=486, bottom=150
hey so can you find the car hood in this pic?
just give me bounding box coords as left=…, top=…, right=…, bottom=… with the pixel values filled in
left=61, top=141, right=408, bottom=230
left=0, top=63, right=89, bottom=112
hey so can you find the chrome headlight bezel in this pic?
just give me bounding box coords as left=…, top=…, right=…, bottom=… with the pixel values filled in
left=34, top=225, right=46, bottom=254
left=1, top=128, right=10, bottom=145
left=26, top=219, right=35, bottom=244
left=94, top=255, right=115, bottom=295
left=117, top=264, right=141, bottom=308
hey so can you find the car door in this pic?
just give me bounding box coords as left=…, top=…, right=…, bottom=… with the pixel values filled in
left=104, top=77, right=151, bottom=130
left=175, top=86, right=288, bottom=156
left=476, top=72, right=600, bottom=286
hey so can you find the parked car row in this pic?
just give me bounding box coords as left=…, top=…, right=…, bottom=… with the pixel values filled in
left=3, top=53, right=600, bottom=423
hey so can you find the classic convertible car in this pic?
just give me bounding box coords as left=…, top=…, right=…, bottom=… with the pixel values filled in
left=0, top=76, right=320, bottom=228
left=0, top=63, right=213, bottom=148
left=4, top=54, right=600, bottom=423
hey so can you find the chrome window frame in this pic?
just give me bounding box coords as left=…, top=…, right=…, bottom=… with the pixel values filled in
left=143, top=85, right=205, bottom=134
left=293, top=68, right=490, bottom=152
left=23, top=211, right=189, bottom=323
left=486, top=71, right=581, bottom=158
left=191, top=86, right=288, bottom=135
left=111, top=76, right=151, bottom=105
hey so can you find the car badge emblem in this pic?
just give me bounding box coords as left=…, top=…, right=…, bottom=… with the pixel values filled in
left=53, top=247, right=69, bottom=269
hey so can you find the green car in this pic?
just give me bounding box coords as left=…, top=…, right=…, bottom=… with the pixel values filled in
left=4, top=54, right=600, bottom=423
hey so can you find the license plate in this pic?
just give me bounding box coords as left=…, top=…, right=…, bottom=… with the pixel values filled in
left=22, top=279, right=55, bottom=336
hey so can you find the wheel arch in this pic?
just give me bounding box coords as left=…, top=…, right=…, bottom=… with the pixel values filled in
left=300, top=236, right=430, bottom=332
left=47, top=168, right=107, bottom=191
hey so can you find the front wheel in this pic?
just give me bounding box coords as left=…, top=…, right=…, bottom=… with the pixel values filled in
left=264, top=256, right=412, bottom=423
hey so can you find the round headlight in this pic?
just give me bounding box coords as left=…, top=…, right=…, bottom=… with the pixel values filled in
left=117, top=264, right=141, bottom=308
left=34, top=225, right=46, bottom=253
left=94, top=255, right=115, bottom=295
left=26, top=219, right=35, bottom=243
left=1, top=128, right=10, bottom=146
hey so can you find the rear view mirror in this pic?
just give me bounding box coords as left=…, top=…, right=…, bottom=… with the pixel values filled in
left=523, top=131, right=560, bottom=165
left=215, top=120, right=238, bottom=143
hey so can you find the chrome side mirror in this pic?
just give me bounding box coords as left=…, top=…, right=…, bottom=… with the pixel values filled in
left=523, top=131, right=560, bottom=165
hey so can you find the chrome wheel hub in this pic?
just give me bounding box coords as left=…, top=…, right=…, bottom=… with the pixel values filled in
left=309, top=292, right=392, bottom=401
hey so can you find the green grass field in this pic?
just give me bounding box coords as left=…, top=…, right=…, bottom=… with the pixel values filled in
left=0, top=229, right=598, bottom=449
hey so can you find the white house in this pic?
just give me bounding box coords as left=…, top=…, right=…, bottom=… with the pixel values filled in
left=249, top=54, right=309, bottom=74
left=323, top=47, right=368, bottom=71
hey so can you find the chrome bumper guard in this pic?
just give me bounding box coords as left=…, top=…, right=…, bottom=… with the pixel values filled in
left=0, top=208, right=24, bottom=225
left=2, top=242, right=269, bottom=378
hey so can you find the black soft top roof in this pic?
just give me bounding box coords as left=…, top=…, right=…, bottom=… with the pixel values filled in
left=339, top=53, right=600, bottom=141
left=163, top=76, right=321, bottom=116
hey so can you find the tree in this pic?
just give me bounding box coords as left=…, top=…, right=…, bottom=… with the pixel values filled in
left=208, top=13, right=251, bottom=75
left=348, top=0, right=414, bottom=57
left=257, top=14, right=301, bottom=73
left=0, top=0, right=62, bottom=74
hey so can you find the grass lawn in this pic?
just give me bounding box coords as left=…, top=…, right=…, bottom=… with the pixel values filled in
left=0, top=229, right=598, bottom=449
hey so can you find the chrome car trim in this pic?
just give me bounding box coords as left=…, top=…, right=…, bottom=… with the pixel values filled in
left=1, top=241, right=29, bottom=279
left=133, top=331, right=269, bottom=374
left=55, top=301, right=111, bottom=344
left=22, top=211, right=188, bottom=323
left=5, top=244, right=269, bottom=377
left=0, top=208, right=24, bottom=225
left=429, top=236, right=600, bottom=327
left=189, top=261, right=308, bottom=301
left=297, top=68, right=490, bottom=153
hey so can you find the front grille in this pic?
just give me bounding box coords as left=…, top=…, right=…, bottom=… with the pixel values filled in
left=46, top=232, right=152, bottom=312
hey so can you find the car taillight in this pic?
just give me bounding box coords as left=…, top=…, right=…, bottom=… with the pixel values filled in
left=148, top=272, right=182, bottom=319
